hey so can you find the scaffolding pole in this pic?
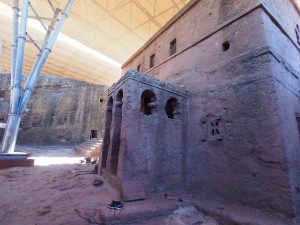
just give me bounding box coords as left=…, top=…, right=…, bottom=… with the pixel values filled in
left=10, top=0, right=19, bottom=107
left=1, top=0, right=74, bottom=153
left=25, top=8, right=61, bottom=87
left=1, top=0, right=29, bottom=153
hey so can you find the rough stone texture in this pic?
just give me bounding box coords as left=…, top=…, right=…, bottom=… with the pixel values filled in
left=122, top=0, right=263, bottom=75
left=99, top=71, right=189, bottom=192
left=101, top=0, right=300, bottom=223
left=121, top=181, right=147, bottom=202
left=0, top=74, right=107, bottom=145
left=261, top=0, right=300, bottom=50
left=0, top=159, right=34, bottom=169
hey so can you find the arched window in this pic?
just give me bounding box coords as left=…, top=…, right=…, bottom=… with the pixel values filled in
left=140, top=90, right=157, bottom=115
left=165, top=97, right=180, bottom=119
left=101, top=96, right=113, bottom=171
left=107, top=97, right=113, bottom=111
left=116, top=90, right=123, bottom=108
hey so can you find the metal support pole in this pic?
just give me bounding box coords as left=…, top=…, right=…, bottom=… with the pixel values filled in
left=26, top=33, right=41, bottom=51
left=1, top=0, right=28, bottom=153
left=25, top=8, right=60, bottom=88
left=48, top=0, right=56, bottom=13
left=28, top=2, right=48, bottom=31
left=20, top=1, right=74, bottom=114
left=1, top=0, right=74, bottom=153
left=0, top=0, right=19, bottom=152
left=1, top=114, right=22, bottom=153
left=27, top=15, right=57, bottom=21
left=9, top=0, right=19, bottom=107
left=12, top=0, right=29, bottom=114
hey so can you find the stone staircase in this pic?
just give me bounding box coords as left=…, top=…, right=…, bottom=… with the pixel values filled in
left=73, top=138, right=102, bottom=161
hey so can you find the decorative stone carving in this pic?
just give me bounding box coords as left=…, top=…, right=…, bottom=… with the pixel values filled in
left=200, top=114, right=223, bottom=141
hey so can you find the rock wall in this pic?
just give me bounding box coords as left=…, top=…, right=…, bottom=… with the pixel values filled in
left=122, top=0, right=262, bottom=75
left=0, top=74, right=107, bottom=145
left=118, top=0, right=300, bottom=222
left=100, top=71, right=189, bottom=192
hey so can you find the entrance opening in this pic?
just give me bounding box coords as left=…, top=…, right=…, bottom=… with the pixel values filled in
left=101, top=97, right=113, bottom=170
left=90, top=130, right=97, bottom=139
left=140, top=90, right=157, bottom=115
left=110, top=90, right=123, bottom=174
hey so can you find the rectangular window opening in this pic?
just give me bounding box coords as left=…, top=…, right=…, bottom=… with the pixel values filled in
left=169, top=38, right=177, bottom=56
left=296, top=116, right=300, bottom=140
left=150, top=54, right=155, bottom=68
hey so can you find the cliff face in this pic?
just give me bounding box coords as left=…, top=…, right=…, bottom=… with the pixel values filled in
left=0, top=74, right=107, bottom=145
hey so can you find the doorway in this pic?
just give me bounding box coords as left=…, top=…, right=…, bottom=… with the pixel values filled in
left=90, top=130, right=97, bottom=139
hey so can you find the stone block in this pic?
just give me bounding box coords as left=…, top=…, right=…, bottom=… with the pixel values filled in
left=121, top=181, right=146, bottom=202
left=0, top=159, right=34, bottom=169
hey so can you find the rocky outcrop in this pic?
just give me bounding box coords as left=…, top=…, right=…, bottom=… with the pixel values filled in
left=0, top=74, right=107, bottom=145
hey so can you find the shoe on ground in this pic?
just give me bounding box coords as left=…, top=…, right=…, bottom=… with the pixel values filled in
left=108, top=200, right=124, bottom=210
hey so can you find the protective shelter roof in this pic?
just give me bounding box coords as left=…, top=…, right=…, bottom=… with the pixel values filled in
left=0, top=0, right=190, bottom=86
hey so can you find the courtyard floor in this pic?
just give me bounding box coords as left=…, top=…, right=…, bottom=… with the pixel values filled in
left=0, top=145, right=295, bottom=225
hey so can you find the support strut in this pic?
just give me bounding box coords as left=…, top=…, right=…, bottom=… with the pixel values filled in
left=1, top=0, right=74, bottom=153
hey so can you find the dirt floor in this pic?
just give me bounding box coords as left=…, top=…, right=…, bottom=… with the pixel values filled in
left=0, top=145, right=220, bottom=225
left=0, top=146, right=296, bottom=225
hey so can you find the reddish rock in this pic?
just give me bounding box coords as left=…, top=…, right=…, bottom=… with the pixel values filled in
left=100, top=0, right=300, bottom=223
left=0, top=159, right=34, bottom=169
left=121, top=181, right=147, bottom=202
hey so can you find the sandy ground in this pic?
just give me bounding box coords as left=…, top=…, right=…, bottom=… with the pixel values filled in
left=0, top=146, right=116, bottom=225
left=0, top=146, right=220, bottom=225
left=1, top=146, right=294, bottom=225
